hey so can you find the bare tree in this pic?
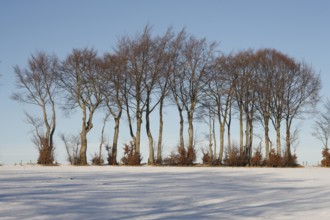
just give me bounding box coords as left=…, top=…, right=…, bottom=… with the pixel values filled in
left=143, top=32, right=169, bottom=165
left=169, top=44, right=186, bottom=150
left=171, top=34, right=217, bottom=156
left=231, top=50, right=257, bottom=161
left=60, top=133, right=81, bottom=165
left=255, top=49, right=302, bottom=159
left=231, top=51, right=247, bottom=155
left=226, top=99, right=233, bottom=152
left=58, top=48, right=104, bottom=165
left=313, top=99, right=330, bottom=149
left=12, top=52, right=58, bottom=164
left=207, top=109, right=215, bottom=161
left=254, top=49, right=278, bottom=159
left=242, top=72, right=258, bottom=164
left=205, top=54, right=235, bottom=162
left=98, top=112, right=110, bottom=162
left=202, top=107, right=218, bottom=163
left=117, top=27, right=155, bottom=159
left=268, top=52, right=294, bottom=156
left=283, top=61, right=320, bottom=159
left=155, top=28, right=181, bottom=164
left=102, top=53, right=126, bottom=165
left=117, top=26, right=175, bottom=164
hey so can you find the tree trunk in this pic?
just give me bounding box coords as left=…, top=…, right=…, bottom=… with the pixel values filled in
left=248, top=116, right=253, bottom=165
left=239, top=105, right=244, bottom=154
left=179, top=108, right=184, bottom=149
left=156, top=100, right=164, bottom=164
left=146, top=106, right=154, bottom=165
left=227, top=123, right=231, bottom=153
left=212, top=118, right=217, bottom=159
left=80, top=127, right=88, bottom=165
left=49, top=103, right=56, bottom=157
left=147, top=129, right=154, bottom=165
left=227, top=102, right=232, bottom=153
left=219, top=123, right=225, bottom=162
left=44, top=126, right=51, bottom=163
left=79, top=107, right=88, bottom=165
left=264, top=116, right=270, bottom=160
left=111, top=116, right=121, bottom=165
left=276, top=117, right=281, bottom=156
left=135, top=113, right=142, bottom=154
left=285, top=119, right=292, bottom=159
left=41, top=101, right=53, bottom=164
left=208, top=115, right=213, bottom=161
left=49, top=96, right=56, bottom=160
left=245, top=114, right=249, bottom=150
left=125, top=98, right=136, bottom=145
left=79, top=106, right=95, bottom=165
left=99, top=114, right=109, bottom=161
left=188, top=112, right=194, bottom=149
left=98, top=133, right=104, bottom=161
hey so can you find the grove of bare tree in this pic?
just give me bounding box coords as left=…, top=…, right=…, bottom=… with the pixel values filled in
left=13, top=27, right=321, bottom=166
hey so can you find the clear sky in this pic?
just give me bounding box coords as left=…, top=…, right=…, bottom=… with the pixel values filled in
left=0, top=0, right=329, bottom=165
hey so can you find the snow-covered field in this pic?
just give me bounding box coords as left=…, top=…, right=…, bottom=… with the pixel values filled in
left=1, top=165, right=330, bottom=220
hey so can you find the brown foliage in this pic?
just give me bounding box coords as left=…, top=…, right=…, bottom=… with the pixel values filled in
left=90, top=153, right=104, bottom=165
left=265, top=149, right=298, bottom=167
left=265, top=149, right=282, bottom=167
left=250, top=148, right=263, bottom=166
left=121, top=142, right=142, bottom=166
left=105, top=145, right=117, bottom=165
left=163, top=146, right=196, bottom=166
left=222, top=147, right=298, bottom=167
left=223, top=147, right=247, bottom=166
left=186, top=146, right=197, bottom=165
left=282, top=152, right=298, bottom=167
left=37, top=137, right=54, bottom=165
left=321, top=148, right=330, bottom=167
left=201, top=149, right=212, bottom=165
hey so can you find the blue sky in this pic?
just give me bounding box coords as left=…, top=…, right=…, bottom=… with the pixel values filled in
left=0, top=0, right=329, bottom=165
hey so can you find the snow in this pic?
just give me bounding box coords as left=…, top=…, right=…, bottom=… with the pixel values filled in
left=1, top=165, right=330, bottom=219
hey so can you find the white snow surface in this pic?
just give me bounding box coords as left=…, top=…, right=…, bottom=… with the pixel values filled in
left=1, top=165, right=330, bottom=220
